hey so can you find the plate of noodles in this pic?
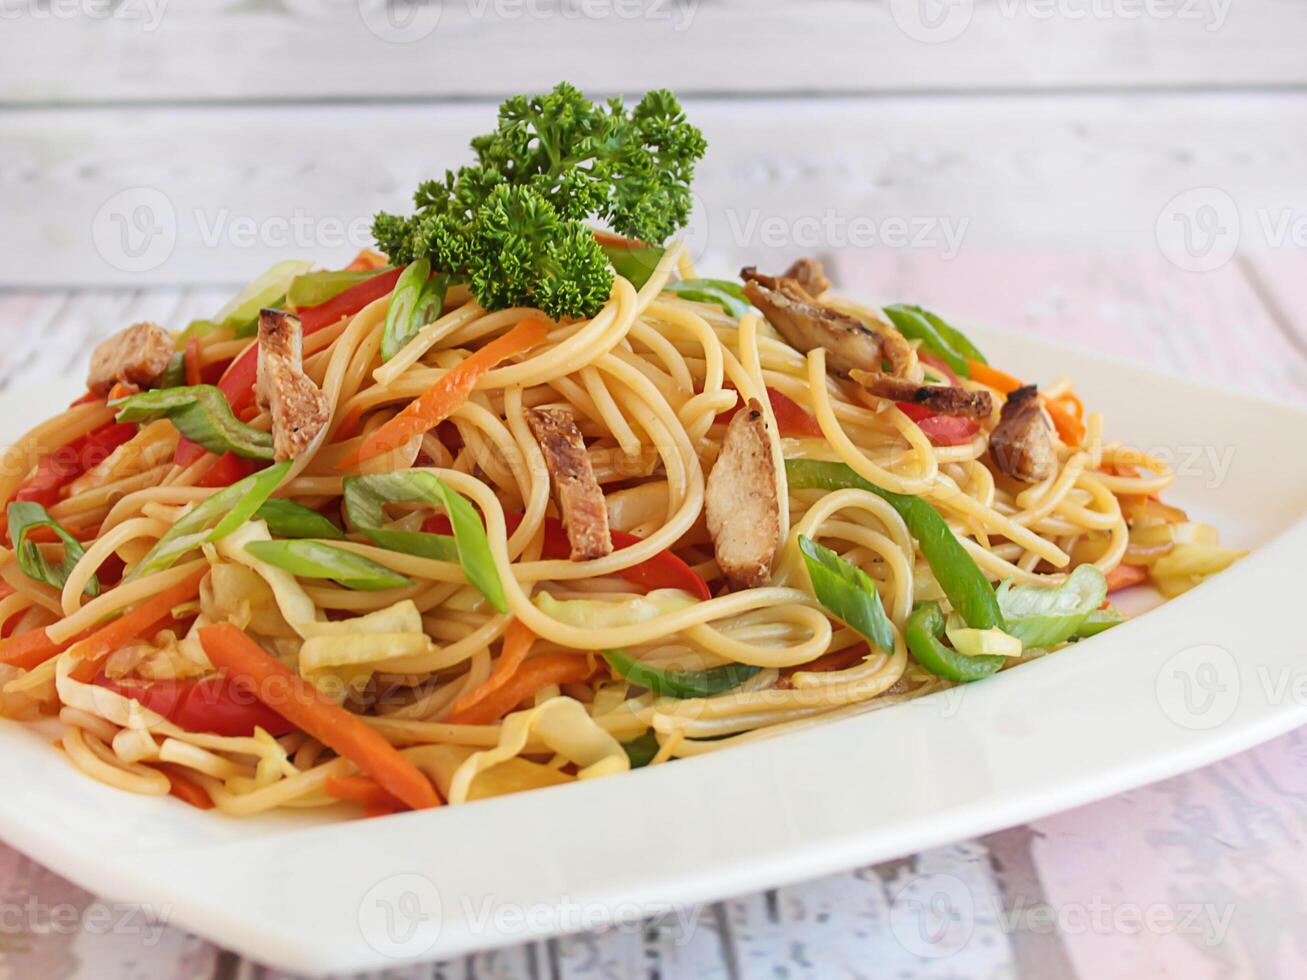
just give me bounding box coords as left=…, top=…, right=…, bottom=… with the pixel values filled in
left=1, top=85, right=1305, bottom=972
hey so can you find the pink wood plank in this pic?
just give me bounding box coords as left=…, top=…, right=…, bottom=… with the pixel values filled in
left=828, top=249, right=1307, bottom=405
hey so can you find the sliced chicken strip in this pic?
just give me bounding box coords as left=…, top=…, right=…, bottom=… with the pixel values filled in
left=741, top=266, right=912, bottom=376
left=525, top=407, right=613, bottom=561
left=256, top=309, right=330, bottom=461
left=849, top=369, right=994, bottom=420
left=87, top=321, right=173, bottom=396
left=705, top=398, right=781, bottom=590
left=989, top=384, right=1056, bottom=484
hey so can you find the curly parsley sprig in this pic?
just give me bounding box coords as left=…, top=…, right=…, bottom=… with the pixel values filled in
left=372, top=83, right=706, bottom=320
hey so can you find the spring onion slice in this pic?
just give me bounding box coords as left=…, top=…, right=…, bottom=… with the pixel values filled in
left=112, top=386, right=274, bottom=461
left=602, top=649, right=761, bottom=700
left=381, top=259, right=449, bottom=362
left=243, top=540, right=412, bottom=592
left=128, top=461, right=291, bottom=580
left=996, top=564, right=1108, bottom=648
left=287, top=267, right=390, bottom=309
left=343, top=471, right=506, bottom=612
left=212, top=259, right=314, bottom=337
left=664, top=278, right=753, bottom=319
left=797, top=535, right=894, bottom=653
left=7, top=501, right=98, bottom=597
left=254, top=499, right=344, bottom=540
left=785, top=460, right=1004, bottom=631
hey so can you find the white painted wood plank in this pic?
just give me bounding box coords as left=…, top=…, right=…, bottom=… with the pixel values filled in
left=5, top=92, right=1307, bottom=290
left=1, top=0, right=1303, bottom=104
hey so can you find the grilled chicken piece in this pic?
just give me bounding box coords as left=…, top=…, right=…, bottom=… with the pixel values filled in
left=782, top=257, right=832, bottom=297
left=741, top=267, right=913, bottom=377
left=705, top=399, right=780, bottom=590
left=989, top=385, right=1056, bottom=483
left=255, top=309, right=330, bottom=461
left=850, top=369, right=994, bottom=420
left=525, top=407, right=613, bottom=561
left=87, top=322, right=173, bottom=396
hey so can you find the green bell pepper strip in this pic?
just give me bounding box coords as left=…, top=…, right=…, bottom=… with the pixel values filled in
left=621, top=730, right=661, bottom=769
left=127, top=461, right=291, bottom=580
left=664, top=279, right=753, bottom=319
left=797, top=534, right=895, bottom=653
left=287, top=267, right=391, bottom=309
left=1075, top=607, right=1124, bottom=638
left=342, top=471, right=506, bottom=613
left=156, top=351, right=187, bottom=388
left=254, top=499, right=344, bottom=540
left=242, top=540, right=413, bottom=592
left=602, top=648, right=761, bottom=699
left=599, top=242, right=665, bottom=290
left=906, top=602, right=1005, bottom=683
left=997, top=564, right=1108, bottom=648
left=882, top=305, right=981, bottom=379
left=785, top=460, right=1004, bottom=631
left=112, top=385, right=274, bottom=461
left=380, top=260, right=449, bottom=362
left=7, top=502, right=99, bottom=597
left=212, top=259, right=314, bottom=337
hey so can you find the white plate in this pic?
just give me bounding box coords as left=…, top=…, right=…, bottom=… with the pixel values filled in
left=2, top=325, right=1305, bottom=975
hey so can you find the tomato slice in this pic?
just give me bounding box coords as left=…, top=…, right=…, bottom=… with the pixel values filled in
left=714, top=387, right=822, bottom=438
left=97, top=674, right=296, bottom=737
left=895, top=400, right=980, bottom=447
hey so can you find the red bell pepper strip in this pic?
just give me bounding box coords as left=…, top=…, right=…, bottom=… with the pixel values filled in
left=195, top=451, right=259, bottom=488
left=15, top=422, right=136, bottom=507
left=1106, top=562, right=1149, bottom=593
left=894, top=400, right=981, bottom=447
left=714, top=387, right=823, bottom=438
left=160, top=766, right=214, bottom=810
left=184, top=336, right=202, bottom=387
left=174, top=266, right=408, bottom=468
left=422, top=511, right=712, bottom=601
left=96, top=673, right=296, bottom=738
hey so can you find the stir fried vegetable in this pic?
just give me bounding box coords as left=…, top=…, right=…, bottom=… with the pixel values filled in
left=602, top=649, right=761, bottom=699
left=211, top=260, right=314, bottom=337
left=906, top=602, right=1006, bottom=683
left=243, top=540, right=414, bottom=591
left=785, top=460, right=1004, bottom=631
left=882, top=305, right=985, bottom=378
left=380, top=259, right=450, bottom=362
left=254, top=499, right=343, bottom=540
left=128, top=462, right=291, bottom=579
left=7, top=501, right=98, bottom=596
left=287, top=266, right=391, bottom=309
left=343, top=471, right=506, bottom=612
left=113, top=385, right=274, bottom=461
left=996, top=564, right=1108, bottom=648
left=665, top=278, right=752, bottom=318
left=797, top=535, right=894, bottom=653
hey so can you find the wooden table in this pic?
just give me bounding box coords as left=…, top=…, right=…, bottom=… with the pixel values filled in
left=2, top=4, right=1307, bottom=976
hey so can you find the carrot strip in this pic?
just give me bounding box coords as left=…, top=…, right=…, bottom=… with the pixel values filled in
left=449, top=619, right=536, bottom=715
left=68, top=570, right=207, bottom=682
left=967, top=360, right=1022, bottom=394
left=159, top=765, right=214, bottom=810
left=0, top=627, right=74, bottom=671
left=184, top=336, right=202, bottom=387
left=333, top=402, right=364, bottom=443
left=1106, top=563, right=1149, bottom=592
left=446, top=653, right=594, bottom=726
left=345, top=248, right=389, bottom=272
left=968, top=359, right=1087, bottom=446
left=340, top=318, right=550, bottom=469
left=1043, top=398, right=1087, bottom=447
left=197, top=623, right=441, bottom=811
left=325, top=774, right=405, bottom=811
